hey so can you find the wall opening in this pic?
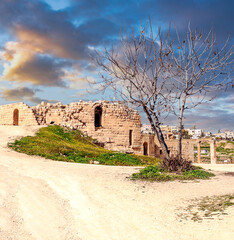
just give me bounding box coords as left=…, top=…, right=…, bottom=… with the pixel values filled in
left=143, top=142, right=148, bottom=156
left=94, top=106, right=102, bottom=128
left=154, top=144, right=158, bottom=157
left=13, top=109, right=19, bottom=126
left=129, top=130, right=133, bottom=146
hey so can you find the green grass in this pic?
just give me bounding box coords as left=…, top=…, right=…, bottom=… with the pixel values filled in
left=95, top=153, right=142, bottom=166
left=8, top=125, right=161, bottom=166
left=131, top=165, right=215, bottom=181
left=216, top=146, right=234, bottom=154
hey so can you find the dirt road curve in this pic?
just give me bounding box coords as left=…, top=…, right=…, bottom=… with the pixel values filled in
left=0, top=126, right=233, bottom=240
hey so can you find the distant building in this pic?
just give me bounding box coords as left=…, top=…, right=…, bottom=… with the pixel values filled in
left=141, top=124, right=154, bottom=134
left=214, top=130, right=234, bottom=139
left=187, top=128, right=204, bottom=138
left=170, top=126, right=179, bottom=132
left=160, top=125, right=171, bottom=132
left=205, top=132, right=212, bottom=137
left=161, top=125, right=178, bottom=133
left=224, top=130, right=234, bottom=139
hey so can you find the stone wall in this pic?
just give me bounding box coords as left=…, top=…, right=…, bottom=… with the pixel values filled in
left=140, top=134, right=194, bottom=161
left=0, top=102, right=38, bottom=126
left=165, top=139, right=195, bottom=162
left=141, top=134, right=157, bottom=156
left=0, top=101, right=195, bottom=160
left=152, top=137, right=194, bottom=162
left=31, top=101, right=142, bottom=153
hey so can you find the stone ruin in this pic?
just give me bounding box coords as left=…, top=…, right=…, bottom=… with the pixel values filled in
left=31, top=101, right=142, bottom=154
left=0, top=101, right=194, bottom=161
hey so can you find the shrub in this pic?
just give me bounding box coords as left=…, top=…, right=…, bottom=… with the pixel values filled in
left=132, top=165, right=172, bottom=181
left=132, top=165, right=214, bottom=181
left=161, top=155, right=194, bottom=173
left=181, top=169, right=215, bottom=179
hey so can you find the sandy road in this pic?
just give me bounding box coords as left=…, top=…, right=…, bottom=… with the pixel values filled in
left=0, top=125, right=233, bottom=240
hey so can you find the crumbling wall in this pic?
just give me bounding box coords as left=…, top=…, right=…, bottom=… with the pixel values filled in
left=153, top=138, right=195, bottom=162
left=141, top=134, right=157, bottom=156
left=166, top=140, right=195, bottom=162
left=31, top=101, right=142, bottom=153
left=0, top=102, right=38, bottom=126
left=140, top=133, right=194, bottom=161
left=0, top=101, right=195, bottom=160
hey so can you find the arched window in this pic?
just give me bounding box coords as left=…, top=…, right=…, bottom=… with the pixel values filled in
left=94, top=106, right=102, bottom=127
left=143, top=142, right=148, bottom=156
left=13, top=109, right=19, bottom=126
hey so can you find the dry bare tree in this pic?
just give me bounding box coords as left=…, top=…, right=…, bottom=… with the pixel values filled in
left=166, top=24, right=233, bottom=159
left=92, top=21, right=233, bottom=162
left=92, top=24, right=175, bottom=159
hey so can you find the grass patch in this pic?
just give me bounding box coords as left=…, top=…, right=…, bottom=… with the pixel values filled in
left=177, top=194, right=234, bottom=222
left=216, top=146, right=234, bottom=155
left=95, top=153, right=142, bottom=166
left=8, top=125, right=161, bottom=166
left=131, top=165, right=215, bottom=181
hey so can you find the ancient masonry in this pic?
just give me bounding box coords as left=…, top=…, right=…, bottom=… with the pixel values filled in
left=0, top=101, right=194, bottom=161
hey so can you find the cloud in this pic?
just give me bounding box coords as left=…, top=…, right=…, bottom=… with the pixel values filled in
left=0, top=0, right=118, bottom=61
left=1, top=87, right=44, bottom=104
left=156, top=96, right=234, bottom=133
left=63, top=69, right=92, bottom=89
left=0, top=0, right=120, bottom=87
left=70, top=0, right=234, bottom=38
left=183, top=110, right=234, bottom=132
left=78, top=18, right=118, bottom=44
left=1, top=43, right=68, bottom=86
left=143, top=0, right=234, bottom=40
left=0, top=0, right=233, bottom=131
left=1, top=0, right=232, bottom=88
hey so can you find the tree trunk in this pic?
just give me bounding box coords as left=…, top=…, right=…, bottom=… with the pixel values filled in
left=154, top=121, right=170, bottom=159
left=177, top=115, right=183, bottom=159
left=177, top=94, right=187, bottom=159
left=143, top=106, right=170, bottom=159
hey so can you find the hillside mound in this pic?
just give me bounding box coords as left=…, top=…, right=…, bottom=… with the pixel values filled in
left=8, top=125, right=160, bottom=166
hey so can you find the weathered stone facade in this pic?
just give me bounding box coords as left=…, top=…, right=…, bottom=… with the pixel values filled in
left=31, top=101, right=142, bottom=153
left=141, top=133, right=194, bottom=162
left=0, top=102, right=38, bottom=126
left=0, top=101, right=194, bottom=161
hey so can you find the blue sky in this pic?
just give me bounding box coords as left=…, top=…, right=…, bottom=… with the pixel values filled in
left=0, top=0, right=233, bottom=132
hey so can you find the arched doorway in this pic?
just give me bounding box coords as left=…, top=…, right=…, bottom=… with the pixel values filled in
left=13, top=109, right=19, bottom=126
left=143, top=142, right=148, bottom=155
left=94, top=106, right=102, bottom=128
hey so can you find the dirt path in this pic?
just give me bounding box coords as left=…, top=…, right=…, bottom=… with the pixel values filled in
left=0, top=125, right=233, bottom=240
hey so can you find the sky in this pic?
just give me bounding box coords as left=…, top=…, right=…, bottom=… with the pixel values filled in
left=0, top=0, right=233, bottom=132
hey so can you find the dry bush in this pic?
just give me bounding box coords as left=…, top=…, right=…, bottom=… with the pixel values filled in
left=161, top=155, right=194, bottom=173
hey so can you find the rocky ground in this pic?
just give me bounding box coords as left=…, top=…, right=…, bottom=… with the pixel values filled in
left=0, top=125, right=233, bottom=240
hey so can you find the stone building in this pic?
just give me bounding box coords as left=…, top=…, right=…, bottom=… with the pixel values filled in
left=0, top=102, right=38, bottom=126
left=31, top=101, right=142, bottom=154
left=0, top=101, right=194, bottom=161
